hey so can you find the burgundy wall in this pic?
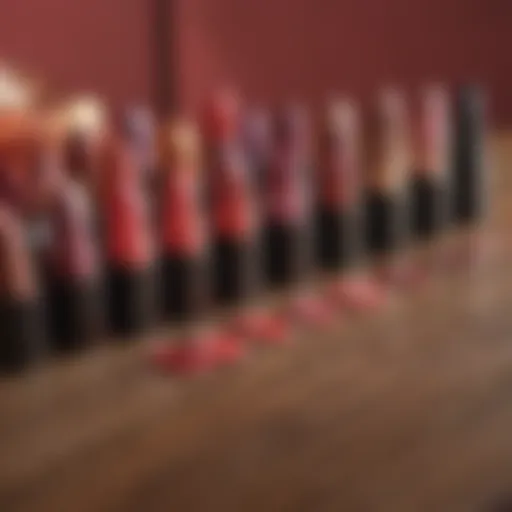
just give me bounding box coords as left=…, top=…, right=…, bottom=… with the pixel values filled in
left=0, top=0, right=152, bottom=106
left=0, top=0, right=510, bottom=125
left=177, top=0, right=512, bottom=126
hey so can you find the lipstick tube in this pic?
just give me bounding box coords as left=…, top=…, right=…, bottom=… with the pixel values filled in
left=264, top=103, right=312, bottom=287
left=45, top=178, right=102, bottom=351
left=0, top=110, right=39, bottom=213
left=242, top=107, right=273, bottom=193
left=61, top=97, right=106, bottom=195
left=263, top=103, right=336, bottom=327
left=452, top=85, right=487, bottom=225
left=160, top=118, right=207, bottom=321
left=317, top=99, right=362, bottom=271
left=410, top=85, right=452, bottom=240
left=121, top=106, right=158, bottom=192
left=0, top=205, right=45, bottom=371
left=203, top=90, right=259, bottom=305
left=100, top=135, right=156, bottom=338
left=364, top=89, right=412, bottom=258
left=210, top=143, right=257, bottom=303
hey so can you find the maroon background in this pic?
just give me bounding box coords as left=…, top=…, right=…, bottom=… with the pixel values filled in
left=1, top=0, right=511, bottom=125
left=0, top=0, right=152, bottom=106
left=177, top=0, right=512, bottom=126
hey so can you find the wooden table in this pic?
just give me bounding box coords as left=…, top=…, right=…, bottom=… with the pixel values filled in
left=2, top=134, right=512, bottom=512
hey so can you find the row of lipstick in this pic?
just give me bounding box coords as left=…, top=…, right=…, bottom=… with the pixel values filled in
left=0, top=84, right=486, bottom=374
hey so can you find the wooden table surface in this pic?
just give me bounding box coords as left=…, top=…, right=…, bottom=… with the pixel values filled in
left=2, top=134, right=512, bottom=512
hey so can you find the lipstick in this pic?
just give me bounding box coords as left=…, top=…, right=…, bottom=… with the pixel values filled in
left=29, top=111, right=103, bottom=352
left=45, top=177, right=102, bottom=351
left=0, top=204, right=45, bottom=372
left=317, top=99, right=362, bottom=271
left=100, top=132, right=156, bottom=338
left=0, top=110, right=38, bottom=212
left=202, top=89, right=289, bottom=345
left=150, top=116, right=245, bottom=374
left=121, top=106, right=157, bottom=191
left=62, top=97, right=106, bottom=195
left=410, top=85, right=452, bottom=240
left=364, top=89, right=412, bottom=258
left=265, top=102, right=335, bottom=328
left=264, top=103, right=312, bottom=287
left=160, top=117, right=206, bottom=321
left=242, top=107, right=273, bottom=193
left=203, top=89, right=258, bottom=305
left=452, top=85, right=487, bottom=225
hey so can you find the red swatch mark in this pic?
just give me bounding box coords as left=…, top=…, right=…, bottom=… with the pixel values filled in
left=229, top=308, right=292, bottom=346
left=329, top=276, right=386, bottom=312
left=150, top=330, right=245, bottom=375
left=284, top=292, right=336, bottom=329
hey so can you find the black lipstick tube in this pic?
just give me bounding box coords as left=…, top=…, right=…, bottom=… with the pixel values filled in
left=0, top=208, right=45, bottom=372
left=452, top=85, right=487, bottom=225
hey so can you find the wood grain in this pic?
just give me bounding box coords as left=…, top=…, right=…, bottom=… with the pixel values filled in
left=1, top=134, right=512, bottom=512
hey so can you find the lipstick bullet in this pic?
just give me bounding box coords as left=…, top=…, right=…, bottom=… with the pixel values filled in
left=121, top=106, right=157, bottom=191
left=0, top=110, right=38, bottom=212
left=28, top=112, right=103, bottom=352
left=265, top=102, right=335, bottom=327
left=202, top=89, right=289, bottom=345
left=61, top=97, right=107, bottom=198
left=64, top=131, right=99, bottom=187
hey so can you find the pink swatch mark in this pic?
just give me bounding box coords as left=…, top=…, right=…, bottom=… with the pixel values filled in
left=229, top=308, right=292, bottom=346
left=284, top=292, right=336, bottom=329
left=375, top=261, right=427, bottom=290
left=438, top=233, right=495, bottom=272
left=329, top=276, right=386, bottom=312
left=150, top=330, right=245, bottom=375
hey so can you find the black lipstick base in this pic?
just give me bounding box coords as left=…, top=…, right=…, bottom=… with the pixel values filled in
left=264, top=222, right=303, bottom=288
left=107, top=264, right=155, bottom=338
left=410, top=174, right=446, bottom=240
left=213, top=237, right=252, bottom=305
left=316, top=208, right=357, bottom=271
left=364, top=191, right=401, bottom=257
left=453, top=172, right=481, bottom=226
left=0, top=297, right=45, bottom=373
left=47, top=277, right=102, bottom=352
left=452, top=85, right=485, bottom=227
left=162, top=254, right=204, bottom=322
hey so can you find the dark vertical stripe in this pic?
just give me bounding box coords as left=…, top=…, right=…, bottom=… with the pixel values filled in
left=152, top=0, right=174, bottom=117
